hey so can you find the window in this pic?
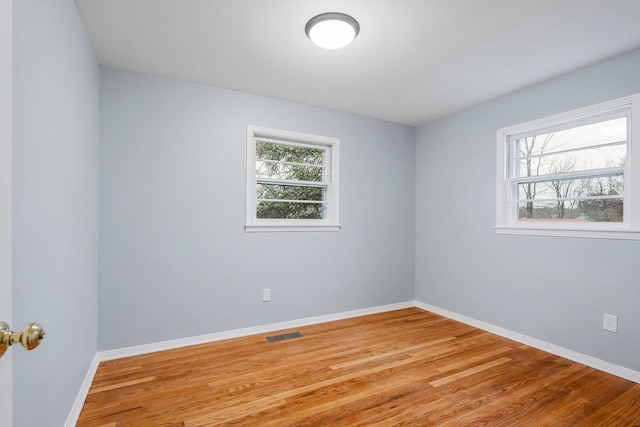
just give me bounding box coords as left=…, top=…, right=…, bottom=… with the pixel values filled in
left=496, top=93, right=640, bottom=239
left=246, top=125, right=340, bottom=232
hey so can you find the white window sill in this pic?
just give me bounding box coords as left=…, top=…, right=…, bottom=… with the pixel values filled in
left=245, top=224, right=342, bottom=233
left=495, top=226, right=640, bottom=240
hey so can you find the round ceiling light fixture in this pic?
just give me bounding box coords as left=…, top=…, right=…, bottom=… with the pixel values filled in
left=305, top=12, right=360, bottom=49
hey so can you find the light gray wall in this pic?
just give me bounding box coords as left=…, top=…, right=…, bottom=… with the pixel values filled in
left=99, top=67, right=416, bottom=350
left=416, top=49, right=640, bottom=371
left=12, top=1, right=99, bottom=426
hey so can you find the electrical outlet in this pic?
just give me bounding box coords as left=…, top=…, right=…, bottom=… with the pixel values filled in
left=603, top=313, right=618, bottom=333
left=262, top=288, right=272, bottom=302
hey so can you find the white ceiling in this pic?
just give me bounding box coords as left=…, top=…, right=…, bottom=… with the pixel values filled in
left=75, top=0, right=640, bottom=126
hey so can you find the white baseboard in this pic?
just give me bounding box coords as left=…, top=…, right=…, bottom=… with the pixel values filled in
left=65, top=354, right=100, bottom=427
left=98, top=301, right=415, bottom=361
left=415, top=301, right=640, bottom=384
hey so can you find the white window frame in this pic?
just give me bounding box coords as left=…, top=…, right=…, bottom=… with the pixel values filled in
left=496, top=93, right=640, bottom=240
left=246, top=125, right=340, bottom=232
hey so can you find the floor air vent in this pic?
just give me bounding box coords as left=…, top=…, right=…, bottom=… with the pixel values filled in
left=266, top=331, right=304, bottom=343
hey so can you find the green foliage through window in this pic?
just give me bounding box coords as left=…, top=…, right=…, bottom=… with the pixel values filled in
left=255, top=140, right=327, bottom=219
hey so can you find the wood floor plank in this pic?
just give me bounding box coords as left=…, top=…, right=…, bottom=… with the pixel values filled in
left=427, top=356, right=512, bottom=387
left=89, top=376, right=156, bottom=394
left=576, top=384, right=640, bottom=426
left=77, top=308, right=640, bottom=426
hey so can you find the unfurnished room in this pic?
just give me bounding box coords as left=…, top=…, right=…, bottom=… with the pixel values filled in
left=1, top=1, right=640, bottom=426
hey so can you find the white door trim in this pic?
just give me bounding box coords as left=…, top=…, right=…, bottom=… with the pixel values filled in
left=0, top=0, right=13, bottom=424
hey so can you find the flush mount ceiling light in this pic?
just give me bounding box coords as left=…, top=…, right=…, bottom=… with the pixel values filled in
left=305, top=12, right=360, bottom=49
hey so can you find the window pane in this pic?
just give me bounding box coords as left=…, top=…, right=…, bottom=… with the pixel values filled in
left=257, top=201, right=324, bottom=219
left=257, top=184, right=324, bottom=202
left=256, top=141, right=324, bottom=165
left=517, top=198, right=623, bottom=222
left=516, top=117, right=627, bottom=157
left=517, top=175, right=623, bottom=201
left=256, top=160, right=324, bottom=182
left=515, top=144, right=626, bottom=177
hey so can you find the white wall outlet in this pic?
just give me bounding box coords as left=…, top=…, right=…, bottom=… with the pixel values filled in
left=603, top=313, right=618, bottom=333
left=262, top=288, right=272, bottom=302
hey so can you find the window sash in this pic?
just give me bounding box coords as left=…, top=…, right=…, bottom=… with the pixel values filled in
left=507, top=113, right=628, bottom=208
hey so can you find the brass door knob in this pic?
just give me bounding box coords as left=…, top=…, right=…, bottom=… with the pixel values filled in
left=0, top=322, right=45, bottom=358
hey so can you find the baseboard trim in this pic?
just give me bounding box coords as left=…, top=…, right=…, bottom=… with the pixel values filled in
left=65, top=354, right=100, bottom=427
left=98, top=301, right=415, bottom=361
left=415, top=301, right=640, bottom=384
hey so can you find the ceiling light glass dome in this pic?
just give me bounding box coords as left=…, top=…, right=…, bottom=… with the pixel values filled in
left=305, top=13, right=360, bottom=49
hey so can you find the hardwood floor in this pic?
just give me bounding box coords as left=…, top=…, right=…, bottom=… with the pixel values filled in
left=77, top=308, right=640, bottom=426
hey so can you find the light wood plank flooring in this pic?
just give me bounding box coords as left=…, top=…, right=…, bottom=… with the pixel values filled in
left=77, top=308, right=640, bottom=426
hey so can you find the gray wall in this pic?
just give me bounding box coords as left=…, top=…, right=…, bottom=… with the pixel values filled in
left=12, top=1, right=99, bottom=426
left=415, top=49, right=640, bottom=371
left=99, top=67, right=416, bottom=350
